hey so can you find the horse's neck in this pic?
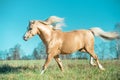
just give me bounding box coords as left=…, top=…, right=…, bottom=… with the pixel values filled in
left=38, top=25, right=53, bottom=45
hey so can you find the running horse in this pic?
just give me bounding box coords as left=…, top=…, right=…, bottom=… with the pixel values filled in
left=23, top=16, right=119, bottom=74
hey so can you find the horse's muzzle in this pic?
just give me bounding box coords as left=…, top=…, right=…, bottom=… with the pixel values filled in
left=23, top=36, right=28, bottom=41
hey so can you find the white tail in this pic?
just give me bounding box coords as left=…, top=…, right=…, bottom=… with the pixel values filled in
left=45, top=16, right=65, bottom=30
left=90, top=27, right=120, bottom=40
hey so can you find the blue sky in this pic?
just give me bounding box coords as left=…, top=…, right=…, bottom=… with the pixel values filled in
left=0, top=0, right=120, bottom=55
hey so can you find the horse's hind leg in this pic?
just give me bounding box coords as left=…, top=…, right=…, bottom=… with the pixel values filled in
left=54, top=55, right=64, bottom=71
left=79, top=49, right=97, bottom=66
left=89, top=51, right=105, bottom=70
left=90, top=56, right=97, bottom=66
left=86, top=46, right=105, bottom=70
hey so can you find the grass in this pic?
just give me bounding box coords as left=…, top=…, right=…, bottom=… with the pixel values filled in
left=0, top=60, right=120, bottom=80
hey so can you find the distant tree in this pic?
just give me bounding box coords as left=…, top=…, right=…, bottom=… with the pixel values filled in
left=72, top=51, right=88, bottom=59
left=33, top=48, right=40, bottom=59
left=12, top=44, right=21, bottom=60
left=6, top=53, right=12, bottom=60
left=22, top=55, right=32, bottom=60
left=7, top=48, right=14, bottom=60
left=98, top=42, right=108, bottom=60
left=60, top=55, right=67, bottom=59
left=114, top=23, right=120, bottom=59
left=7, top=44, right=21, bottom=60
left=32, top=42, right=46, bottom=59
left=109, top=41, right=117, bottom=59
left=38, top=42, right=46, bottom=59
left=94, top=42, right=109, bottom=60
left=97, top=41, right=117, bottom=60
left=60, top=54, right=73, bottom=59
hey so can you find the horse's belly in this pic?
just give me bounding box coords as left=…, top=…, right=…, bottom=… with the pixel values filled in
left=61, top=32, right=84, bottom=54
left=61, top=42, right=82, bottom=54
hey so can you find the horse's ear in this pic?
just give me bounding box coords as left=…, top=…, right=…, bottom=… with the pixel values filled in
left=30, top=20, right=35, bottom=24
left=30, top=20, right=33, bottom=23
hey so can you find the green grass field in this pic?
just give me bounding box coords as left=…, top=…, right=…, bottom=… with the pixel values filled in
left=0, top=60, right=120, bottom=80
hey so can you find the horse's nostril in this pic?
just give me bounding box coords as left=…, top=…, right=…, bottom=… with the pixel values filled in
left=23, top=36, right=27, bottom=41
left=23, top=36, right=25, bottom=39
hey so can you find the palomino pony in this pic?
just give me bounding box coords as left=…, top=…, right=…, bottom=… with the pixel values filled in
left=23, top=16, right=119, bottom=75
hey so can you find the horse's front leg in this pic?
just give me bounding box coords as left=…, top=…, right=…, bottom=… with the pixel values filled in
left=41, top=54, right=54, bottom=75
left=54, top=55, right=64, bottom=72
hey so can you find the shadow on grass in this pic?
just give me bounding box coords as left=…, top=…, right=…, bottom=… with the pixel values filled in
left=0, top=64, right=36, bottom=74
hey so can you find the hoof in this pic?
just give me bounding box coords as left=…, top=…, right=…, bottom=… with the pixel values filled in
left=92, top=64, right=97, bottom=66
left=90, top=63, right=97, bottom=67
left=101, top=68, right=105, bottom=71
left=40, top=70, right=45, bottom=75
left=99, top=67, right=105, bottom=71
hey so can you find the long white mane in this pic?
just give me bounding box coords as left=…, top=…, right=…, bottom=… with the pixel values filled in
left=45, top=16, right=65, bottom=30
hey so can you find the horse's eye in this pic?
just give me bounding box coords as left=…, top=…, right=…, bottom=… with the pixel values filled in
left=29, top=28, right=32, bottom=30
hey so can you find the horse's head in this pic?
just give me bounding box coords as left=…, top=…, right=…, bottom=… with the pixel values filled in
left=23, top=20, right=39, bottom=41
left=23, top=16, right=65, bottom=41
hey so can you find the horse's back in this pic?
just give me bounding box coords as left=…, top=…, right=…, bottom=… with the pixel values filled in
left=62, top=30, right=93, bottom=41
